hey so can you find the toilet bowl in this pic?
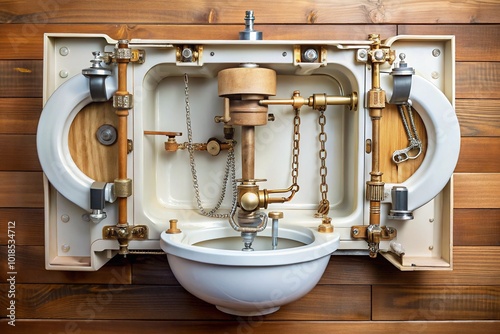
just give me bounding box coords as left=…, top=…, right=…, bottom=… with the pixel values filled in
left=37, top=73, right=117, bottom=211
left=160, top=222, right=340, bottom=316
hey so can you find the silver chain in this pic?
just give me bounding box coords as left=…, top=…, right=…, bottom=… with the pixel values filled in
left=315, top=109, right=330, bottom=217
left=184, top=73, right=237, bottom=218
left=392, top=101, right=422, bottom=164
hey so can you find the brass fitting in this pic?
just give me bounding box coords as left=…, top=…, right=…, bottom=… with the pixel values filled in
left=166, top=219, right=181, bottom=234
left=318, top=217, right=334, bottom=233
left=102, top=224, right=148, bottom=256
left=114, top=178, right=132, bottom=198
left=238, top=183, right=260, bottom=211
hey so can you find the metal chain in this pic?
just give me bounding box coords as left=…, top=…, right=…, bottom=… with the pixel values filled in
left=290, top=108, right=301, bottom=196
left=315, top=109, right=330, bottom=217
left=392, top=101, right=422, bottom=164
left=184, top=73, right=237, bottom=218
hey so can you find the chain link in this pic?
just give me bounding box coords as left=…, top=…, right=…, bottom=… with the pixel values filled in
left=289, top=108, right=301, bottom=195
left=315, top=109, right=330, bottom=217
left=184, top=73, right=237, bottom=218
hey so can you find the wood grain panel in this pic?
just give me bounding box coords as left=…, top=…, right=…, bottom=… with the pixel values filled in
left=0, top=171, right=43, bottom=207
left=2, top=320, right=500, bottom=334
left=372, top=285, right=500, bottom=320
left=0, top=246, right=131, bottom=284
left=0, top=283, right=370, bottom=320
left=379, top=104, right=427, bottom=183
left=0, top=60, right=42, bottom=97
left=2, top=1, right=500, bottom=24
left=0, top=208, right=44, bottom=245
left=68, top=101, right=118, bottom=182
left=0, top=24, right=397, bottom=59
left=456, top=62, right=500, bottom=99
left=0, top=98, right=41, bottom=134
left=130, top=254, right=179, bottom=285
left=454, top=173, right=500, bottom=208
left=322, top=247, right=500, bottom=286
left=454, top=209, right=500, bottom=246
left=399, top=25, right=500, bottom=61
left=455, top=137, right=500, bottom=173
left=0, top=134, right=40, bottom=171
left=456, top=99, right=500, bottom=137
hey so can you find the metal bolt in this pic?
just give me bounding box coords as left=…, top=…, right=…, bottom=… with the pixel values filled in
left=374, top=49, right=385, bottom=61
left=210, top=51, right=215, bottom=56
left=59, top=70, right=68, bottom=78
left=282, top=52, right=287, bottom=57
left=59, top=47, right=69, bottom=56
left=431, top=71, right=439, bottom=79
left=429, top=245, right=434, bottom=251
left=353, top=228, right=359, bottom=236
left=61, top=214, right=70, bottom=223
left=61, top=244, right=70, bottom=253
left=302, top=48, right=318, bottom=62
left=429, top=218, right=434, bottom=223
left=432, top=49, right=441, bottom=57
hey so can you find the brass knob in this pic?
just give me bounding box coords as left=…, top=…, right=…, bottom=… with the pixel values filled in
left=268, top=211, right=283, bottom=220
left=240, top=192, right=259, bottom=211
left=166, top=219, right=181, bottom=234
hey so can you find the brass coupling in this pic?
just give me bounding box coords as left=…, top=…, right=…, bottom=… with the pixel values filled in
left=368, top=89, right=385, bottom=110
left=113, top=93, right=133, bottom=109
left=366, top=181, right=385, bottom=201
left=114, top=178, right=132, bottom=198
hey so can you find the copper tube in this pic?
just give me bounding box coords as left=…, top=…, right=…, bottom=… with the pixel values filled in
left=115, top=43, right=131, bottom=226
left=241, top=126, right=255, bottom=180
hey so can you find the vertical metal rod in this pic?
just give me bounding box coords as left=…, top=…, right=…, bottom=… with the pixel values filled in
left=272, top=218, right=278, bottom=250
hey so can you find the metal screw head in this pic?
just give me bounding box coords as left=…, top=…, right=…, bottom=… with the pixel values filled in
left=61, top=214, right=70, bottom=223
left=61, top=244, right=70, bottom=253
left=432, top=49, right=441, bottom=57
left=59, top=47, right=69, bottom=56
left=352, top=228, right=359, bottom=236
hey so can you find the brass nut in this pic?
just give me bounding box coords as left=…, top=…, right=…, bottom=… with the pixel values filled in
left=318, top=217, right=334, bottom=233
left=368, top=90, right=385, bottom=108
left=114, top=178, right=132, bottom=198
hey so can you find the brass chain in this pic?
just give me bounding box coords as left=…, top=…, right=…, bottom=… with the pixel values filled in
left=315, top=109, right=330, bottom=217
left=289, top=108, right=301, bottom=196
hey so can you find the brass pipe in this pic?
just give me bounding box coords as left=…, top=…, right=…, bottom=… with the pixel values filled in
left=241, top=126, right=255, bottom=180
left=115, top=42, right=131, bottom=226
left=366, top=34, right=386, bottom=257
left=259, top=93, right=357, bottom=111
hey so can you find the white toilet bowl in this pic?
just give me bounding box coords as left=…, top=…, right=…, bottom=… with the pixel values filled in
left=160, top=223, right=340, bottom=316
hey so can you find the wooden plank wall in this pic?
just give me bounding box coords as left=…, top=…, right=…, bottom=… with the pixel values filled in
left=0, top=0, right=499, bottom=332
